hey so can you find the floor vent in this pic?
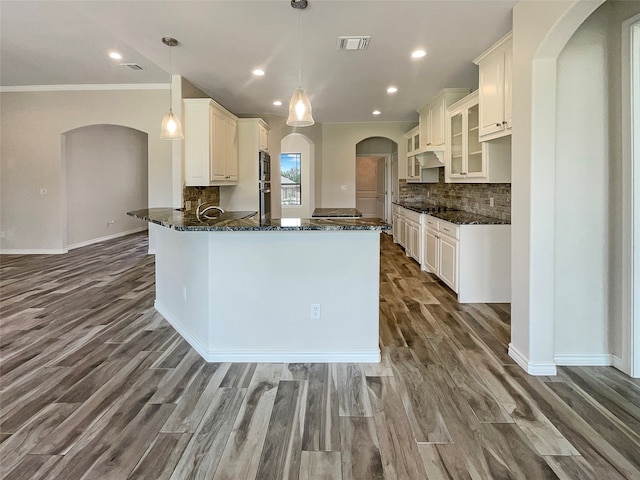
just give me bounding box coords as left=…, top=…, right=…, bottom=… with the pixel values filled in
left=119, top=63, right=144, bottom=70
left=337, top=36, right=371, bottom=50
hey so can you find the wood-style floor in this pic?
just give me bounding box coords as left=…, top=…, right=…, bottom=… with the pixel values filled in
left=1, top=232, right=639, bottom=480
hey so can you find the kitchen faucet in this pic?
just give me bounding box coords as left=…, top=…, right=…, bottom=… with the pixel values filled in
left=196, top=202, right=225, bottom=220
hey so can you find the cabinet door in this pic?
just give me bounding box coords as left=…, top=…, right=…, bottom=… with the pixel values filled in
left=210, top=109, right=226, bottom=181
left=224, top=117, right=238, bottom=180
left=184, top=102, right=209, bottom=186
left=466, top=103, right=484, bottom=176
left=259, top=124, right=270, bottom=152
left=406, top=135, right=413, bottom=155
left=439, top=235, right=458, bottom=292
left=504, top=46, right=512, bottom=129
left=410, top=222, right=421, bottom=262
left=392, top=213, right=400, bottom=242
left=424, top=228, right=439, bottom=273
left=430, top=99, right=445, bottom=146
left=478, top=52, right=505, bottom=138
left=449, top=111, right=464, bottom=177
left=424, top=110, right=432, bottom=146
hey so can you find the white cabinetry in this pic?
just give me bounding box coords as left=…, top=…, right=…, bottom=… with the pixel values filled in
left=474, top=32, right=512, bottom=141
left=417, top=89, right=470, bottom=148
left=392, top=205, right=423, bottom=264
left=184, top=98, right=239, bottom=186
left=422, top=215, right=511, bottom=303
left=445, top=91, right=511, bottom=183
left=220, top=118, right=270, bottom=212
left=259, top=123, right=270, bottom=152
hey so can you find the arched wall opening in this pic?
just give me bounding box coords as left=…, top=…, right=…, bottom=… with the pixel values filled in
left=355, top=137, right=398, bottom=222
left=280, top=133, right=314, bottom=218
left=63, top=124, right=148, bottom=249
left=511, top=0, right=640, bottom=376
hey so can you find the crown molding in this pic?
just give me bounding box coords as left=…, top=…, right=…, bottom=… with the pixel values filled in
left=0, top=83, right=169, bottom=93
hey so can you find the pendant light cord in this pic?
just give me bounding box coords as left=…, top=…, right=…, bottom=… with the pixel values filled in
left=297, top=9, right=302, bottom=88
left=168, top=44, right=173, bottom=112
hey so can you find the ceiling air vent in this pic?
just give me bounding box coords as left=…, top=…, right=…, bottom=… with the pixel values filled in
left=337, top=36, right=371, bottom=51
left=119, top=63, right=144, bottom=70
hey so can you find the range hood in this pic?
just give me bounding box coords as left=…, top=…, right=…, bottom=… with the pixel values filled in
left=414, top=146, right=445, bottom=168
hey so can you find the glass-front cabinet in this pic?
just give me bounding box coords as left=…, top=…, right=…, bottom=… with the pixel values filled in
left=445, top=90, right=512, bottom=183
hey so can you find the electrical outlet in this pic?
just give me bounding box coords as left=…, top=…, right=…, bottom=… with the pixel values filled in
left=185, top=200, right=192, bottom=210
left=183, top=287, right=187, bottom=301
left=310, top=304, right=321, bottom=319
left=39, top=188, right=47, bottom=196
left=107, top=220, right=115, bottom=227
left=341, top=185, right=347, bottom=191
left=489, top=197, right=494, bottom=207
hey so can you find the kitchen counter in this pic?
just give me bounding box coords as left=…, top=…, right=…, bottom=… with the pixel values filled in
left=393, top=202, right=509, bottom=225
left=128, top=207, right=384, bottom=364
left=312, top=208, right=363, bottom=218
left=128, top=208, right=388, bottom=231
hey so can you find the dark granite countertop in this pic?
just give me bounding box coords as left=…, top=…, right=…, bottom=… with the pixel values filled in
left=128, top=208, right=390, bottom=231
left=393, top=202, right=509, bottom=225
left=312, top=208, right=363, bottom=218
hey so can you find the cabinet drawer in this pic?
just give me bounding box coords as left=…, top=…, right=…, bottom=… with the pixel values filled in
left=402, top=208, right=421, bottom=224
left=425, top=215, right=438, bottom=228
left=438, top=220, right=459, bottom=239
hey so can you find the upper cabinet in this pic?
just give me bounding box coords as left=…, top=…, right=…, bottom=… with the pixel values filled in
left=417, top=89, right=470, bottom=149
left=184, top=98, right=239, bottom=186
left=259, top=122, right=270, bottom=153
left=474, top=32, right=512, bottom=141
left=445, top=90, right=511, bottom=183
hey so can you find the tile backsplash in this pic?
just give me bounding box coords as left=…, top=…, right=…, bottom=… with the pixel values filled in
left=398, top=170, right=510, bottom=221
left=183, top=186, right=220, bottom=211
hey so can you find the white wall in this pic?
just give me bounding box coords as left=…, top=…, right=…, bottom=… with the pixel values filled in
left=0, top=88, right=172, bottom=252
left=510, top=0, right=604, bottom=374
left=321, top=122, right=413, bottom=208
left=281, top=133, right=314, bottom=218
left=65, top=124, right=148, bottom=248
left=554, top=5, right=610, bottom=359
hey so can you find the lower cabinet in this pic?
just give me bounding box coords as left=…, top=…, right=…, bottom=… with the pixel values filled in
left=392, top=206, right=423, bottom=264
left=422, top=215, right=510, bottom=303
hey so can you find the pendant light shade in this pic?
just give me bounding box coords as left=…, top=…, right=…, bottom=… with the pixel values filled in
left=161, top=37, right=184, bottom=140
left=160, top=109, right=183, bottom=139
left=286, top=0, right=314, bottom=127
left=287, top=87, right=314, bottom=127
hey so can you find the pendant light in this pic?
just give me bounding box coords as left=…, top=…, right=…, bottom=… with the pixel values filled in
left=161, top=36, right=184, bottom=139
left=287, top=0, right=314, bottom=127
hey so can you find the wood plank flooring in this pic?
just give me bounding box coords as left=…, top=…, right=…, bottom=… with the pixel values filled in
left=1, top=232, right=639, bottom=479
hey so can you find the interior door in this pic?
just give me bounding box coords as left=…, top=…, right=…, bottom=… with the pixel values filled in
left=376, top=157, right=386, bottom=221
left=356, top=156, right=379, bottom=218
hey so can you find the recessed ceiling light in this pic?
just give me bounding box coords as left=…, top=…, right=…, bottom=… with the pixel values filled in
left=273, top=100, right=282, bottom=106
left=109, top=51, right=123, bottom=60
left=373, top=110, right=381, bottom=115
left=387, top=86, right=398, bottom=94
left=252, top=69, right=265, bottom=76
left=411, top=49, right=427, bottom=59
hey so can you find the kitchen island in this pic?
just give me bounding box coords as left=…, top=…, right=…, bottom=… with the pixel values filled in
left=128, top=208, right=390, bottom=363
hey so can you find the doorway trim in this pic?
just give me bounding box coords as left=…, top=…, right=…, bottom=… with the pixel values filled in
left=622, top=14, right=640, bottom=377
left=355, top=153, right=391, bottom=222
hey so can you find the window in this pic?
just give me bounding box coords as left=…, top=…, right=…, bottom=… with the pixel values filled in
left=281, top=153, right=301, bottom=206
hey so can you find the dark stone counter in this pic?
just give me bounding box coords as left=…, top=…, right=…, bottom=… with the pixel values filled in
left=312, top=208, right=363, bottom=218
left=393, top=202, right=509, bottom=225
left=128, top=208, right=390, bottom=231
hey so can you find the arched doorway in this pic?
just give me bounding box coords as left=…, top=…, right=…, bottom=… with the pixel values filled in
left=355, top=137, right=398, bottom=223
left=63, top=124, right=148, bottom=249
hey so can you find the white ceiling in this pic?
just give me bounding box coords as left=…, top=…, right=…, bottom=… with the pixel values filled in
left=0, top=0, right=517, bottom=123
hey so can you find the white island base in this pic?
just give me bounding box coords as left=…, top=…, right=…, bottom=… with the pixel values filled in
left=152, top=225, right=381, bottom=363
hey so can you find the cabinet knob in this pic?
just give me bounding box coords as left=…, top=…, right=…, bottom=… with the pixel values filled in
left=502, top=121, right=508, bottom=125
left=496, top=123, right=501, bottom=127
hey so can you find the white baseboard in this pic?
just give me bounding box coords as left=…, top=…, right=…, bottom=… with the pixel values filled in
left=0, top=248, right=68, bottom=255
left=67, top=227, right=148, bottom=250
left=508, top=343, right=557, bottom=376
left=554, top=353, right=613, bottom=366
left=612, top=355, right=625, bottom=370
left=154, top=300, right=380, bottom=363
left=154, top=301, right=211, bottom=361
